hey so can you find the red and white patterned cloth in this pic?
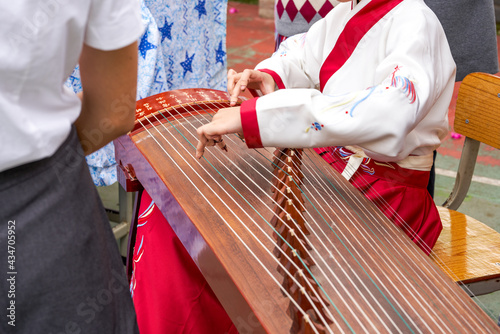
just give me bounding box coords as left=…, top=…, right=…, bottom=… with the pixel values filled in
left=274, top=0, right=339, bottom=50
left=275, top=0, right=338, bottom=24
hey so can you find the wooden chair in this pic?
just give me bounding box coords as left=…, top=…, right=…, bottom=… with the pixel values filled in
left=430, top=72, right=500, bottom=296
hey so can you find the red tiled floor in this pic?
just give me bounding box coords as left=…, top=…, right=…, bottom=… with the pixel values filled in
left=226, top=1, right=275, bottom=100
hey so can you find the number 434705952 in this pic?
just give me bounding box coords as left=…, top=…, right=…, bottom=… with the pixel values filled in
left=7, top=220, right=15, bottom=270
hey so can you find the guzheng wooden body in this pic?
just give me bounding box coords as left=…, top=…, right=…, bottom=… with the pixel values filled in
left=115, top=88, right=499, bottom=333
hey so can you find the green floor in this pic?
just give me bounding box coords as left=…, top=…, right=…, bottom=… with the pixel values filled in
left=433, top=148, right=500, bottom=322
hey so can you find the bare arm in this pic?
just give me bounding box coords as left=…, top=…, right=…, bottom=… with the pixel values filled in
left=75, top=42, right=138, bottom=155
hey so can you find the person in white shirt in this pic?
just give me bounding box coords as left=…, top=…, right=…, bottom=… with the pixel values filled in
left=196, top=0, right=456, bottom=255
left=0, top=1, right=143, bottom=332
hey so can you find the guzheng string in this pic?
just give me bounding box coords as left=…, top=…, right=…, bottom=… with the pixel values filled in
left=162, top=103, right=408, bottom=331
left=218, top=149, right=404, bottom=328
left=133, top=96, right=494, bottom=332
left=182, top=103, right=438, bottom=330
left=263, top=150, right=455, bottom=328
left=292, top=150, right=493, bottom=326
left=146, top=103, right=420, bottom=332
left=258, top=151, right=492, bottom=332
left=150, top=103, right=426, bottom=331
left=269, top=145, right=489, bottom=326
left=318, top=150, right=498, bottom=323
left=251, top=150, right=466, bottom=332
left=137, top=115, right=336, bottom=333
left=200, top=100, right=497, bottom=329
left=168, top=100, right=488, bottom=332
left=227, top=153, right=428, bottom=330
left=181, top=98, right=492, bottom=328
left=149, top=105, right=371, bottom=331
left=309, top=149, right=489, bottom=303
left=272, top=149, right=471, bottom=329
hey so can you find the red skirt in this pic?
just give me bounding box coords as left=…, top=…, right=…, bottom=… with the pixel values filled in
left=315, top=147, right=442, bottom=255
left=130, top=191, right=238, bottom=334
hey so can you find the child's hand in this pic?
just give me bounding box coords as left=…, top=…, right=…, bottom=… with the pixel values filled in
left=196, top=107, right=243, bottom=159
left=227, top=69, right=275, bottom=106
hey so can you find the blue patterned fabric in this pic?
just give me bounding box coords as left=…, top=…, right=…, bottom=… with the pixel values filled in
left=144, top=0, right=228, bottom=91
left=65, top=0, right=227, bottom=186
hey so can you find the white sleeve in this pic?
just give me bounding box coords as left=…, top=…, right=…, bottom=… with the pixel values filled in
left=85, top=0, right=143, bottom=50
left=253, top=10, right=455, bottom=161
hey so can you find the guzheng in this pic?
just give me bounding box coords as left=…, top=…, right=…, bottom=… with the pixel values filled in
left=115, top=88, right=499, bottom=333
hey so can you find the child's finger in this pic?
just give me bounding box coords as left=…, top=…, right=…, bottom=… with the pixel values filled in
left=227, top=69, right=239, bottom=95
left=196, top=130, right=210, bottom=159
left=215, top=138, right=228, bottom=152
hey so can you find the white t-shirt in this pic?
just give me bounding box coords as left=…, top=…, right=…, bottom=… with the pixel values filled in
left=0, top=0, right=143, bottom=172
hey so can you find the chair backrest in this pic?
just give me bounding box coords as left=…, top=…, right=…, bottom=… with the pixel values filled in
left=442, top=72, right=500, bottom=210
left=454, top=72, right=500, bottom=149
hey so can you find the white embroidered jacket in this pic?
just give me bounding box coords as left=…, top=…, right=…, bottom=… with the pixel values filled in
left=240, top=0, right=456, bottom=169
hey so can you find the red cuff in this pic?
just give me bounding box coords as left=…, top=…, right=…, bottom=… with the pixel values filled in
left=258, top=69, right=286, bottom=90
left=247, top=88, right=260, bottom=98
left=240, top=98, right=263, bottom=148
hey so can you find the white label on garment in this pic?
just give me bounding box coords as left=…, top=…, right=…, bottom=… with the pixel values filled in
left=341, top=155, right=363, bottom=181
